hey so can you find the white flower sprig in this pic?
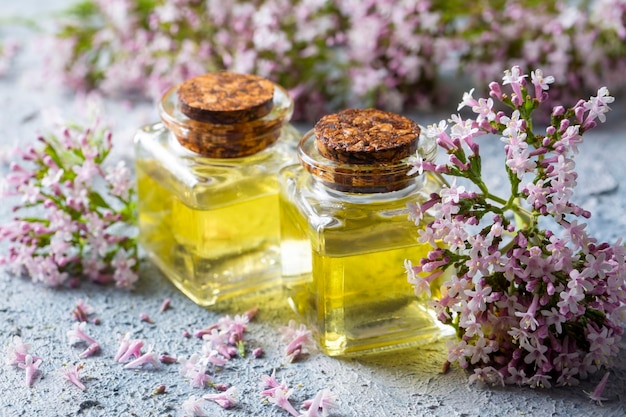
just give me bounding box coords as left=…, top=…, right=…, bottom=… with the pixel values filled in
left=408, top=66, right=625, bottom=395
left=0, top=123, right=138, bottom=289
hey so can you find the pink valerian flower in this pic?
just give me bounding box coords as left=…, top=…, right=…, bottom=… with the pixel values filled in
left=80, top=343, right=101, bottom=359
left=50, top=0, right=462, bottom=122
left=584, top=371, right=610, bottom=405
left=179, top=354, right=212, bottom=388
left=195, top=308, right=257, bottom=358
left=104, top=160, right=133, bottom=200
left=182, top=395, right=208, bottom=417
left=260, top=371, right=299, bottom=416
left=139, top=312, right=154, bottom=324
left=408, top=66, right=624, bottom=392
left=6, top=336, right=39, bottom=367
left=530, top=69, right=555, bottom=102
left=72, top=299, right=95, bottom=322
left=116, top=338, right=145, bottom=363
left=18, top=354, right=43, bottom=387
left=261, top=372, right=338, bottom=417
left=114, top=333, right=132, bottom=362
left=203, top=386, right=238, bottom=409
left=159, top=298, right=171, bottom=313
left=460, top=2, right=626, bottom=116
left=61, top=364, right=86, bottom=391
left=279, top=320, right=316, bottom=362
left=263, top=383, right=300, bottom=417
left=111, top=250, right=138, bottom=289
left=67, top=322, right=97, bottom=346
left=301, top=389, right=339, bottom=417
left=0, top=122, right=138, bottom=289
left=123, top=345, right=159, bottom=369
left=159, top=354, right=178, bottom=364
left=260, top=370, right=289, bottom=397
left=468, top=366, right=504, bottom=387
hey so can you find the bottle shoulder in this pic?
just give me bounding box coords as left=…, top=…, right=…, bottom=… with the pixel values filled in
left=136, top=122, right=299, bottom=175
left=280, top=165, right=441, bottom=228
left=136, top=122, right=300, bottom=208
left=281, top=165, right=440, bottom=208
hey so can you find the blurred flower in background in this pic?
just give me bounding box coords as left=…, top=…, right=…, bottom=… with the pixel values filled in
left=47, top=0, right=626, bottom=121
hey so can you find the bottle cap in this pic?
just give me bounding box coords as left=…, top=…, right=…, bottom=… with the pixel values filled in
left=314, top=108, right=420, bottom=164
left=177, top=72, right=275, bottom=124
left=299, top=108, right=423, bottom=193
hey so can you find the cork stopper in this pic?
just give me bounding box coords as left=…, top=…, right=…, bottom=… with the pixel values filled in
left=159, top=72, right=294, bottom=158
left=298, top=109, right=423, bottom=193
left=178, top=72, right=275, bottom=124
left=314, top=108, right=420, bottom=164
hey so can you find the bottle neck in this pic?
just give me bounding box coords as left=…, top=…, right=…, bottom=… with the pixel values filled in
left=159, top=82, right=294, bottom=158
left=310, top=173, right=423, bottom=201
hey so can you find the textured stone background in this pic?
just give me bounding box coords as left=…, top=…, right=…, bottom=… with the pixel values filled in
left=1, top=1, right=625, bottom=416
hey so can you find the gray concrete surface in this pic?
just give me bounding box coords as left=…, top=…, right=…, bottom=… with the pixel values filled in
left=1, top=1, right=626, bottom=416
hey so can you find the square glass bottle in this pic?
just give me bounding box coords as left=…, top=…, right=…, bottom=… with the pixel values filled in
left=135, top=72, right=299, bottom=307
left=279, top=108, right=453, bottom=356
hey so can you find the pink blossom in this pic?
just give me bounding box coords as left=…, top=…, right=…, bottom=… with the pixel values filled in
left=5, top=336, right=38, bottom=366
left=264, top=384, right=300, bottom=417
left=179, top=354, right=211, bottom=388
left=260, top=370, right=288, bottom=397
left=114, top=333, right=131, bottom=362
left=80, top=342, right=101, bottom=358
left=139, top=312, right=154, bottom=324
left=111, top=250, right=138, bottom=289
left=584, top=371, right=610, bottom=405
left=61, top=364, right=86, bottom=391
left=116, top=338, right=144, bottom=363
left=530, top=69, right=555, bottom=100
left=407, top=67, right=620, bottom=391
left=159, top=354, right=178, bottom=364
left=67, top=322, right=97, bottom=346
left=182, top=395, right=208, bottom=417
left=457, top=88, right=478, bottom=111
left=301, top=389, right=339, bottom=417
left=279, top=320, right=315, bottom=362
left=123, top=346, right=159, bottom=369
left=18, top=354, right=42, bottom=387
left=105, top=160, right=132, bottom=200
left=514, top=294, right=540, bottom=331
left=583, top=87, right=615, bottom=125
left=72, top=299, right=95, bottom=322
left=159, top=298, right=171, bottom=312
left=203, top=386, right=238, bottom=409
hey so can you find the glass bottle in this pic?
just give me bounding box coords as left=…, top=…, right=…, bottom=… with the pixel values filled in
left=279, top=108, right=453, bottom=356
left=135, top=72, right=299, bottom=307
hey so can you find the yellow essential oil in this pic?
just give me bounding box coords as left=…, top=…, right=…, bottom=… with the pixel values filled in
left=279, top=108, right=453, bottom=356
left=135, top=72, right=299, bottom=307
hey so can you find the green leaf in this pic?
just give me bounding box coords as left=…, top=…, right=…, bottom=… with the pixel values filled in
left=237, top=340, right=246, bottom=358
left=89, top=191, right=112, bottom=210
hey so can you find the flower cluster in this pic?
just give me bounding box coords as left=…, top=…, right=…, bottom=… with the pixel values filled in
left=408, top=66, right=625, bottom=391
left=50, top=0, right=457, bottom=120
left=458, top=0, right=626, bottom=113
left=0, top=122, right=138, bottom=289
left=175, top=308, right=259, bottom=414
left=48, top=0, right=626, bottom=121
